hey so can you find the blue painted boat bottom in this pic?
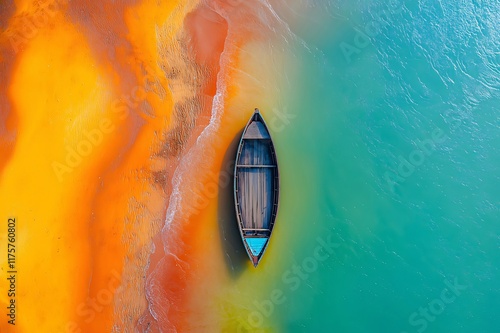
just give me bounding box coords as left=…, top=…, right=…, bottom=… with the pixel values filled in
left=245, top=238, right=268, bottom=256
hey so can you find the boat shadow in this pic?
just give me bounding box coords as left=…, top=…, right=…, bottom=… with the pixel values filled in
left=217, top=129, right=249, bottom=278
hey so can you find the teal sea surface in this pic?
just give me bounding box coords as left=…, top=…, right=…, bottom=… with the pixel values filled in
left=264, top=1, right=499, bottom=332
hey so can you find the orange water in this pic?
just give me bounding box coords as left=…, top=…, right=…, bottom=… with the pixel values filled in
left=0, top=1, right=293, bottom=332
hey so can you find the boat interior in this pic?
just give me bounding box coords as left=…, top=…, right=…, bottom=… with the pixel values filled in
left=235, top=117, right=279, bottom=239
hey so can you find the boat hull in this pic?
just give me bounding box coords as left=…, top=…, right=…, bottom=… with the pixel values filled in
left=234, top=109, right=279, bottom=267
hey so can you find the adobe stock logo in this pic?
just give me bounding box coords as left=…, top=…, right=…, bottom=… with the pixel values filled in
left=237, top=233, right=340, bottom=332
left=384, top=128, right=447, bottom=191
left=59, top=270, right=121, bottom=333
left=52, top=119, right=115, bottom=181
left=3, top=0, right=69, bottom=54
left=267, top=106, right=297, bottom=133
left=401, top=277, right=467, bottom=333
left=340, top=0, right=405, bottom=63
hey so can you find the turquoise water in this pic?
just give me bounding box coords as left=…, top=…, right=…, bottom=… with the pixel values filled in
left=264, top=1, right=499, bottom=332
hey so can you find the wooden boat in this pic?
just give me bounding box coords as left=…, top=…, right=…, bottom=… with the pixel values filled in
left=234, top=108, right=279, bottom=267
